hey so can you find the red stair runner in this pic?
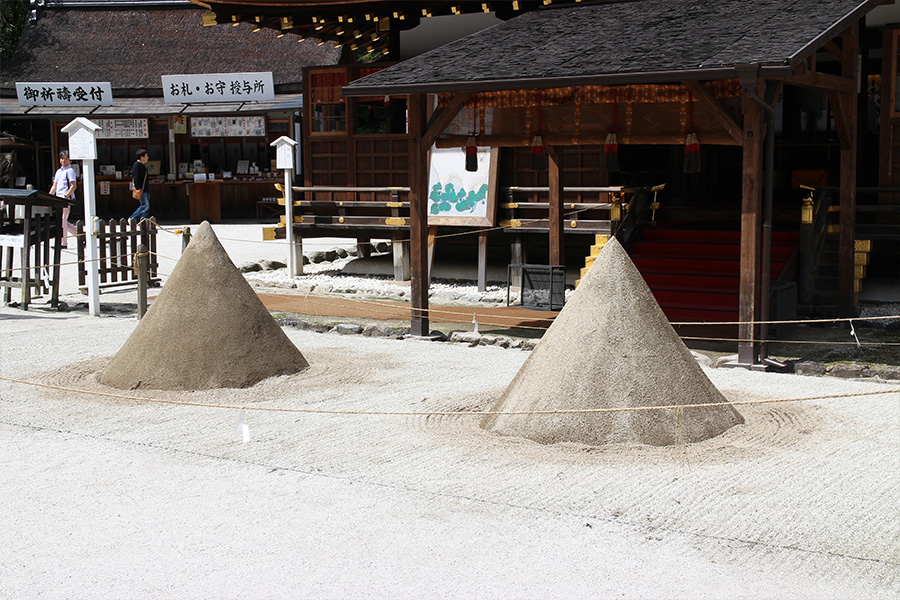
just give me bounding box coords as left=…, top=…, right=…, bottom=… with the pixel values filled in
left=630, top=228, right=799, bottom=323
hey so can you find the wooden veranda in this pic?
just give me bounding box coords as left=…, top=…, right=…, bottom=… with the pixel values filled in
left=194, top=0, right=882, bottom=367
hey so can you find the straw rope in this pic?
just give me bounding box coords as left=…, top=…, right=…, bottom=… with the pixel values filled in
left=0, top=375, right=897, bottom=417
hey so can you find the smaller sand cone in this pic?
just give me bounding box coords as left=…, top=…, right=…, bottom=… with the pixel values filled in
left=481, top=237, right=743, bottom=446
left=100, top=221, right=309, bottom=390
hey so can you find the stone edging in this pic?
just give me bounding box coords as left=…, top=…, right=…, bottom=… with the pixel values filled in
left=278, top=317, right=900, bottom=381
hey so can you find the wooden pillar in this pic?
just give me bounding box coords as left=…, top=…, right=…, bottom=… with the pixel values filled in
left=547, top=146, right=564, bottom=266
left=407, top=94, right=430, bottom=336
left=391, top=231, right=410, bottom=281
left=879, top=29, right=898, bottom=196
left=477, top=229, right=488, bottom=292
left=738, top=91, right=765, bottom=365
left=839, top=24, right=859, bottom=317
left=510, top=233, right=525, bottom=287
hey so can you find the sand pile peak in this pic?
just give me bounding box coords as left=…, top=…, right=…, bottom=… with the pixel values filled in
left=481, top=237, right=743, bottom=446
left=100, top=221, right=309, bottom=390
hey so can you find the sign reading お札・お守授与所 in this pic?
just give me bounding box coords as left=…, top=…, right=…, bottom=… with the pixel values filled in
left=162, top=73, right=275, bottom=104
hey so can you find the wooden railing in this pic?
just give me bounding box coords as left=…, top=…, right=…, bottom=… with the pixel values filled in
left=278, top=186, right=411, bottom=230
left=501, top=185, right=664, bottom=241
left=75, top=218, right=159, bottom=291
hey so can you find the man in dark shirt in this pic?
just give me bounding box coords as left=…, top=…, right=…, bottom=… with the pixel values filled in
left=130, top=148, right=150, bottom=222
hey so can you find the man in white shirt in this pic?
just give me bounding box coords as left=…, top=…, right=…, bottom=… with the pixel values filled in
left=49, top=150, right=77, bottom=248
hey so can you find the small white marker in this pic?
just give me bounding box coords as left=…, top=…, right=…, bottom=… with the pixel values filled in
left=472, top=313, right=479, bottom=334
left=237, top=409, right=250, bottom=443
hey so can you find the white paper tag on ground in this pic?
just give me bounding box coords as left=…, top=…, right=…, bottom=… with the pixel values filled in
left=237, top=410, right=250, bottom=443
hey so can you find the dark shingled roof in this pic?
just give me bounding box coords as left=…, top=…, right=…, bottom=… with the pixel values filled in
left=0, top=6, right=340, bottom=94
left=345, top=0, right=880, bottom=95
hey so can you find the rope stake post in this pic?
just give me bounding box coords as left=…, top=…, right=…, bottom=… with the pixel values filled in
left=181, top=226, right=191, bottom=254
left=136, top=244, right=148, bottom=319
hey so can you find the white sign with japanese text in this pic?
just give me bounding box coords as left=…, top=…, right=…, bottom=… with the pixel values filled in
left=0, top=234, right=25, bottom=248
left=16, top=82, right=113, bottom=106
left=162, top=72, right=275, bottom=104
left=95, top=119, right=149, bottom=139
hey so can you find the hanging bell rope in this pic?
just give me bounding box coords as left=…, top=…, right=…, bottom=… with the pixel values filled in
left=465, top=93, right=479, bottom=172
left=604, top=89, right=621, bottom=172
left=684, top=92, right=701, bottom=174
left=531, top=90, right=547, bottom=171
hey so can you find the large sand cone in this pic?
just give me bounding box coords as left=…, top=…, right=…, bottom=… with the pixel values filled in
left=481, top=237, right=743, bottom=446
left=100, top=221, right=309, bottom=390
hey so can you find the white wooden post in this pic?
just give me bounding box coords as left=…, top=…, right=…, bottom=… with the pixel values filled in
left=270, top=136, right=301, bottom=276
left=62, top=117, right=101, bottom=316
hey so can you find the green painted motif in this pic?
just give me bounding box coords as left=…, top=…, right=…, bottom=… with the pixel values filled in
left=429, top=182, right=489, bottom=215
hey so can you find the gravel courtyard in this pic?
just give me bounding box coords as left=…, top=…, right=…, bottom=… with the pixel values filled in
left=1, top=224, right=898, bottom=599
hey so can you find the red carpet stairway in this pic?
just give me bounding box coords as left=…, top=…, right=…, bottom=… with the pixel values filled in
left=628, top=229, right=799, bottom=323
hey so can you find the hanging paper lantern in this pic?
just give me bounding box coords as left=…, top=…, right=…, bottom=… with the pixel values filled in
left=531, top=134, right=546, bottom=171
left=684, top=131, right=701, bottom=174
left=604, top=130, right=620, bottom=172
left=465, top=136, right=478, bottom=172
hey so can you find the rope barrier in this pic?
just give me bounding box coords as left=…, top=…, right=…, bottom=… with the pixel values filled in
left=0, top=375, right=896, bottom=417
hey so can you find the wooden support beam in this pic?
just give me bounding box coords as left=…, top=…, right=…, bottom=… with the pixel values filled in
left=838, top=23, right=859, bottom=317
left=422, top=92, right=473, bottom=150
left=391, top=231, right=410, bottom=281
left=547, top=145, right=564, bottom=267
left=427, top=225, right=438, bottom=281
left=510, top=234, right=525, bottom=287
left=436, top=131, right=740, bottom=148
left=407, top=93, right=430, bottom=336
left=879, top=30, right=898, bottom=199
left=738, top=90, right=765, bottom=366
left=477, top=229, right=488, bottom=292
left=771, top=69, right=855, bottom=93
left=682, top=80, right=744, bottom=145
left=827, top=89, right=855, bottom=151
left=824, top=40, right=842, bottom=62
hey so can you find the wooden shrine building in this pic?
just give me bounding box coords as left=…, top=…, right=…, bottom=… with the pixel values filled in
left=199, top=0, right=897, bottom=366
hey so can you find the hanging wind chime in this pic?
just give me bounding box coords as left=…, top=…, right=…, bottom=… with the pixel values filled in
left=465, top=94, right=479, bottom=172
left=684, top=92, right=701, bottom=174
left=531, top=91, right=546, bottom=171
left=604, top=89, right=621, bottom=172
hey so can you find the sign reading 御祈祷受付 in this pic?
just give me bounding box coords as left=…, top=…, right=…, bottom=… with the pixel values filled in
left=161, top=72, right=275, bottom=104
left=16, top=82, right=113, bottom=106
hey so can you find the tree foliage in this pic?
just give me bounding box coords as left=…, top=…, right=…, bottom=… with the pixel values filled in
left=1, top=0, right=30, bottom=65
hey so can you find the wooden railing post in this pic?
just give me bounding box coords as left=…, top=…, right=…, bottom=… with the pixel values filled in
left=136, top=243, right=148, bottom=319
left=76, top=220, right=86, bottom=287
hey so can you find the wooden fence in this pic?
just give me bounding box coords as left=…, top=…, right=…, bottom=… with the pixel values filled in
left=75, top=218, right=160, bottom=291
